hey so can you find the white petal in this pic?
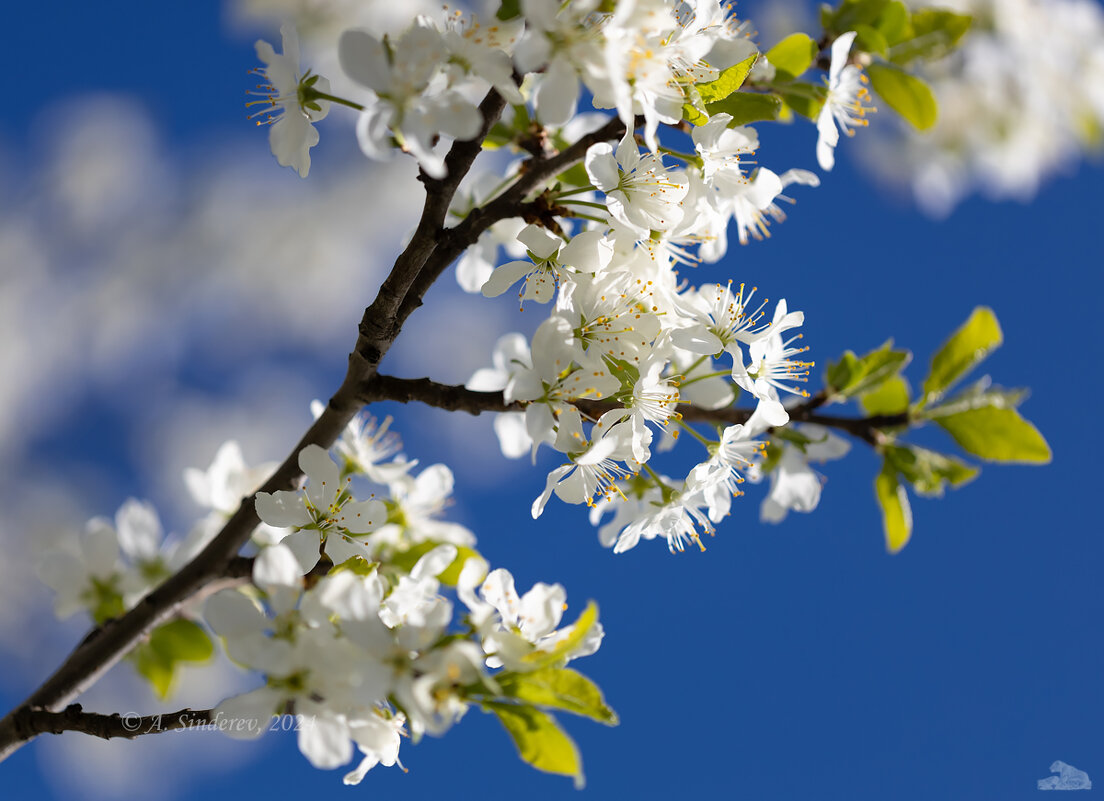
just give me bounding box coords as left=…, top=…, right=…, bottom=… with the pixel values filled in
left=213, top=688, right=277, bottom=740
left=297, top=714, right=353, bottom=769
left=336, top=499, right=386, bottom=535
left=338, top=30, right=391, bottom=93
left=299, top=444, right=340, bottom=508
left=255, top=490, right=311, bottom=529
left=204, top=589, right=266, bottom=638
left=481, top=260, right=533, bottom=298
left=253, top=544, right=303, bottom=589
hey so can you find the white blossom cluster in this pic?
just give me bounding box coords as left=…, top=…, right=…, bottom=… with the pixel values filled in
left=37, top=409, right=604, bottom=782
left=242, top=0, right=877, bottom=552
left=876, top=0, right=1104, bottom=213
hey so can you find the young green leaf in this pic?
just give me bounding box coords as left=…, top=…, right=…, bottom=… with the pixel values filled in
left=866, top=62, right=938, bottom=129
left=882, top=443, right=978, bottom=496
left=921, top=306, right=1002, bottom=403
left=133, top=618, right=214, bottom=699
left=388, top=541, right=481, bottom=586
left=861, top=375, right=911, bottom=415
left=890, top=8, right=972, bottom=64
left=875, top=0, right=912, bottom=45
left=521, top=602, right=599, bottom=669
left=496, top=0, right=521, bottom=20
left=765, top=33, right=817, bottom=80
left=935, top=407, right=1051, bottom=463
left=777, top=83, right=827, bottom=120
left=682, top=53, right=759, bottom=124
left=497, top=667, right=619, bottom=725
left=854, top=23, right=889, bottom=56
left=707, top=92, right=784, bottom=125
left=698, top=54, right=759, bottom=104
left=486, top=702, right=584, bottom=787
left=826, top=339, right=911, bottom=398
left=830, top=0, right=893, bottom=33
left=875, top=463, right=913, bottom=553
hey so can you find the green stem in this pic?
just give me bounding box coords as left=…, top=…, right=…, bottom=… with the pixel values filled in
left=676, top=419, right=716, bottom=449
left=561, top=211, right=607, bottom=224
left=306, top=89, right=365, bottom=112
left=559, top=199, right=609, bottom=211
left=679, top=369, right=731, bottom=388
left=554, top=185, right=598, bottom=199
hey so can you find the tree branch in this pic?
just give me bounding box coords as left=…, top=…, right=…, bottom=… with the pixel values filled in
left=391, top=115, right=629, bottom=332
left=0, top=90, right=511, bottom=763
left=359, top=375, right=909, bottom=443
left=6, top=704, right=214, bottom=742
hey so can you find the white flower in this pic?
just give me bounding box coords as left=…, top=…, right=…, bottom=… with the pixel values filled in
left=554, top=272, right=662, bottom=367
left=38, top=517, right=123, bottom=620
left=343, top=713, right=405, bottom=785
left=816, top=31, right=873, bottom=171
left=310, top=401, right=413, bottom=484
left=593, top=477, right=715, bottom=554
left=686, top=423, right=765, bottom=523
left=731, top=299, right=811, bottom=425
left=184, top=440, right=277, bottom=516
left=531, top=408, right=636, bottom=518
left=481, top=224, right=613, bottom=304
left=759, top=425, right=850, bottom=522
left=255, top=444, right=387, bottom=573
left=369, top=464, right=475, bottom=549
left=250, top=24, right=331, bottom=178
left=585, top=133, right=689, bottom=234
left=598, top=351, right=680, bottom=463
left=339, top=24, right=481, bottom=178
left=463, top=568, right=604, bottom=671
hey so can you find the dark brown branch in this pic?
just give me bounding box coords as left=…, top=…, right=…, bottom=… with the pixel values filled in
left=0, top=90, right=511, bottom=763
left=359, top=375, right=909, bottom=444
left=7, top=704, right=213, bottom=742
left=391, top=115, right=629, bottom=333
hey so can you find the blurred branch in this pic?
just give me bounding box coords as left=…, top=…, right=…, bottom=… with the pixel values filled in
left=5, top=704, right=213, bottom=742
left=359, top=375, right=908, bottom=444
left=0, top=93, right=634, bottom=763
left=0, top=89, right=511, bottom=762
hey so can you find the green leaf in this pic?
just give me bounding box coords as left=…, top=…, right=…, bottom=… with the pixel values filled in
left=890, top=8, right=972, bottom=64
left=388, top=542, right=481, bottom=586
left=682, top=54, right=758, bottom=124
left=866, top=62, right=938, bottom=130
left=777, top=83, right=827, bottom=120
left=496, top=0, right=521, bottom=20
left=825, top=339, right=912, bottom=399
left=854, top=24, right=889, bottom=56
left=133, top=619, right=214, bottom=699
left=698, top=54, right=758, bottom=105
left=706, top=92, right=783, bottom=125
left=922, top=378, right=1028, bottom=418
left=765, top=33, right=817, bottom=80
left=883, top=443, right=978, bottom=497
left=497, top=667, right=618, bottom=725
left=875, top=1, right=912, bottom=45
left=521, top=602, right=599, bottom=670
left=830, top=0, right=892, bottom=32
left=921, top=306, right=1003, bottom=403
left=486, top=702, right=584, bottom=787
left=875, top=462, right=913, bottom=553
left=935, top=407, right=1051, bottom=464
left=330, top=556, right=379, bottom=577
left=861, top=375, right=911, bottom=415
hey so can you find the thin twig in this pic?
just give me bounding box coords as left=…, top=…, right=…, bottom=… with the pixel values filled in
left=359, top=375, right=909, bottom=442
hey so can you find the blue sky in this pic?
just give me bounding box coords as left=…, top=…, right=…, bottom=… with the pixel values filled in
left=0, top=3, right=1101, bottom=800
